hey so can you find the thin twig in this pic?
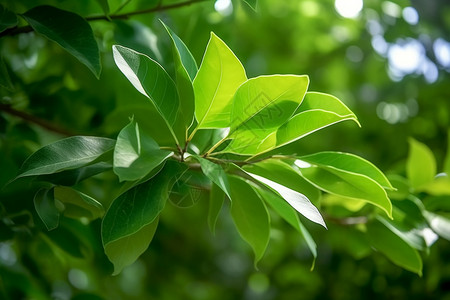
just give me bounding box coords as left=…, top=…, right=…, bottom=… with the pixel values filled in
left=0, top=104, right=75, bottom=136
left=0, top=0, right=208, bottom=38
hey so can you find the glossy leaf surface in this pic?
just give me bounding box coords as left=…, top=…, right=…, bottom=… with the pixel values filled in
left=16, top=136, right=115, bottom=179
left=113, top=120, right=172, bottom=182
left=22, top=5, right=101, bottom=78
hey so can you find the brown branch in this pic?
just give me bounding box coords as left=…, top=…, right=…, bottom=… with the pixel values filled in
left=0, top=104, right=75, bottom=136
left=0, top=0, right=208, bottom=38
left=325, top=215, right=368, bottom=226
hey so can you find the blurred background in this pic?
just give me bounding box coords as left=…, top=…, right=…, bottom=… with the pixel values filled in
left=0, top=0, right=449, bottom=299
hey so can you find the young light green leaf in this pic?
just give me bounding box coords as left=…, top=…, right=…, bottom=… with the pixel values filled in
left=21, top=5, right=101, bottom=78
left=298, top=151, right=393, bottom=190
left=244, top=169, right=327, bottom=228
left=102, top=163, right=178, bottom=273
left=294, top=162, right=392, bottom=218
left=54, top=186, right=104, bottom=220
left=15, top=136, right=115, bottom=179
left=224, top=75, right=309, bottom=155
left=34, top=188, right=60, bottom=231
left=112, top=45, right=182, bottom=144
left=193, top=32, right=247, bottom=129
left=0, top=4, right=17, bottom=33
left=243, top=159, right=321, bottom=206
left=195, top=156, right=231, bottom=199
left=275, top=92, right=359, bottom=149
left=366, top=218, right=423, bottom=275
left=228, top=175, right=270, bottom=265
left=424, top=211, right=450, bottom=241
left=208, top=183, right=225, bottom=234
left=256, top=187, right=317, bottom=268
left=407, top=138, right=437, bottom=190
left=105, top=217, right=158, bottom=275
left=114, top=120, right=172, bottom=182
left=161, top=21, right=197, bottom=128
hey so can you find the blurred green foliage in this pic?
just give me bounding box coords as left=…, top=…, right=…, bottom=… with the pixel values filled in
left=1, top=0, right=449, bottom=299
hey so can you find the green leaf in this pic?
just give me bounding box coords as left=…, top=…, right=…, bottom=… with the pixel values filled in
left=275, top=92, right=359, bottom=148
left=377, top=215, right=426, bottom=251
left=195, top=156, right=231, bottom=198
left=407, top=138, right=437, bottom=190
left=21, top=5, right=101, bottom=78
left=160, top=21, right=198, bottom=81
left=421, top=175, right=450, bottom=196
left=256, top=187, right=317, bottom=268
left=243, top=159, right=320, bottom=206
left=242, top=0, right=258, bottom=10
left=168, top=169, right=209, bottom=208
left=0, top=57, right=13, bottom=90
left=103, top=104, right=175, bottom=147
left=228, top=175, right=270, bottom=265
left=424, top=211, right=450, bottom=241
left=366, top=218, right=423, bottom=275
left=294, top=160, right=393, bottom=218
left=224, top=75, right=309, bottom=155
left=95, top=0, right=110, bottom=15
left=193, top=32, right=247, bottom=129
left=208, top=183, right=225, bottom=234
left=444, top=129, right=450, bottom=175
left=39, top=161, right=113, bottom=186
left=34, top=187, right=60, bottom=231
left=114, top=120, right=172, bottom=182
left=387, top=174, right=410, bottom=200
left=105, top=217, right=159, bottom=275
left=102, top=162, right=178, bottom=274
left=298, top=151, right=393, bottom=190
left=54, top=186, right=104, bottom=220
left=112, top=45, right=182, bottom=144
left=243, top=168, right=327, bottom=228
left=161, top=21, right=197, bottom=128
left=15, top=136, right=115, bottom=179
left=0, top=4, right=18, bottom=33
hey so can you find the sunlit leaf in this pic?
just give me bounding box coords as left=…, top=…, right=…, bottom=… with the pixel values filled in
left=275, top=92, right=359, bottom=150
left=224, top=75, right=308, bottom=154
left=243, top=159, right=320, bottom=206
left=298, top=151, right=393, bottom=189
left=424, top=211, right=450, bottom=241
left=193, top=32, right=247, bottom=129
left=0, top=4, right=17, bottom=33
left=294, top=161, right=392, bottom=218
left=228, top=175, right=270, bottom=265
left=15, top=136, right=115, bottom=179
left=407, top=138, right=436, bottom=190
left=22, top=5, right=101, bottom=78
left=34, top=187, right=60, bottom=231
left=243, top=169, right=327, bottom=228
left=366, top=218, right=423, bottom=275
left=112, top=45, right=183, bottom=144
left=113, top=120, right=172, bottom=182
left=54, top=186, right=104, bottom=220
